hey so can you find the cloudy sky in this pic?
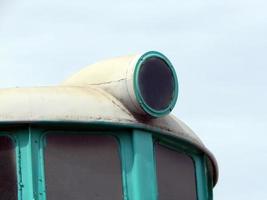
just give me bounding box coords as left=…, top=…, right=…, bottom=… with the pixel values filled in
left=0, top=0, right=266, bottom=199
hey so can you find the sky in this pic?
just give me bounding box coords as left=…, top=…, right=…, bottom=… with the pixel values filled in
left=0, top=0, right=267, bottom=199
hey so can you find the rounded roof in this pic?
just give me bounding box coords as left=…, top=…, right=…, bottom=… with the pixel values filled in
left=0, top=85, right=218, bottom=185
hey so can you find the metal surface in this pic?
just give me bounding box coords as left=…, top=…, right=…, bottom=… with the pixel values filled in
left=61, top=51, right=179, bottom=118
left=0, top=51, right=218, bottom=186
left=0, top=86, right=204, bottom=146
left=0, top=85, right=218, bottom=185
left=3, top=128, right=212, bottom=200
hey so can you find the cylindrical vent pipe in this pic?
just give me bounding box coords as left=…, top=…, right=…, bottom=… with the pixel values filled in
left=62, top=51, right=179, bottom=118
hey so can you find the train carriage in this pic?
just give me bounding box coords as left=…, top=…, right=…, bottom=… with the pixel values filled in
left=0, top=51, right=218, bottom=200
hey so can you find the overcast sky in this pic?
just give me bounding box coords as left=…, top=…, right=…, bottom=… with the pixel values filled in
left=1, top=0, right=267, bottom=199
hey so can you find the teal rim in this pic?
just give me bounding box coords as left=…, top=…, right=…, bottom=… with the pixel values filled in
left=133, top=51, right=179, bottom=118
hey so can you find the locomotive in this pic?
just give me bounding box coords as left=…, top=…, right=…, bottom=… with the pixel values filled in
left=0, top=51, right=218, bottom=200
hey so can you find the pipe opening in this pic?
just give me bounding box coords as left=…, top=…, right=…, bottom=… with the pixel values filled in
left=134, top=52, right=178, bottom=118
left=138, top=57, right=174, bottom=110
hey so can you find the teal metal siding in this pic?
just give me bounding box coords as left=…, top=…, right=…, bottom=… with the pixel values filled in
left=0, top=124, right=212, bottom=200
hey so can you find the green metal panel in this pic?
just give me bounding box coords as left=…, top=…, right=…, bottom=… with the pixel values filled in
left=34, top=128, right=48, bottom=200
left=193, top=154, right=209, bottom=200
left=119, top=133, right=134, bottom=200
left=130, top=130, right=157, bottom=200
left=16, top=127, right=46, bottom=200
left=16, top=128, right=35, bottom=200
left=205, top=156, right=214, bottom=200
left=0, top=124, right=212, bottom=200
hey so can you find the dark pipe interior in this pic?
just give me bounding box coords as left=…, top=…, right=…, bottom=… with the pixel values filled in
left=138, top=57, right=175, bottom=111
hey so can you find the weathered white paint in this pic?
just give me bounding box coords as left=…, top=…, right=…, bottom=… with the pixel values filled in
left=0, top=52, right=218, bottom=184
left=0, top=85, right=218, bottom=183
left=62, top=53, right=145, bottom=115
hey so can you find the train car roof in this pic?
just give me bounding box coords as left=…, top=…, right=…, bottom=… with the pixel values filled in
left=0, top=85, right=218, bottom=185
